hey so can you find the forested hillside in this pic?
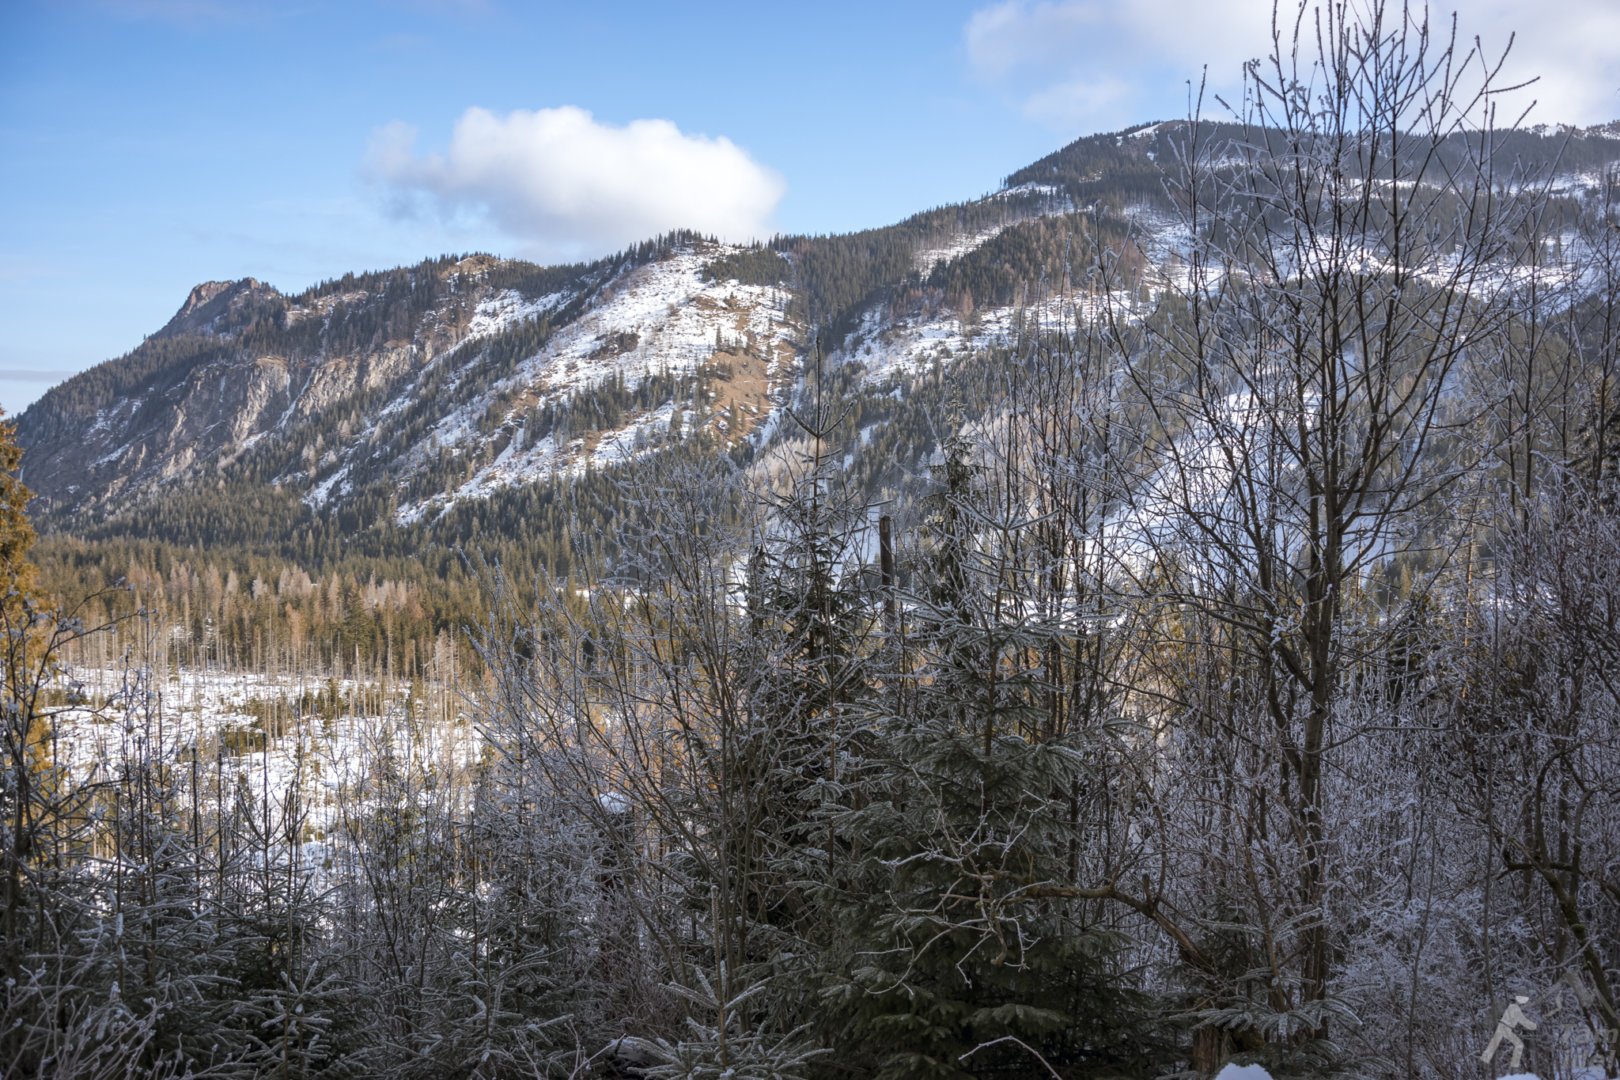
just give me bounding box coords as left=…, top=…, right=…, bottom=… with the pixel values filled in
left=6, top=2, right=1620, bottom=1076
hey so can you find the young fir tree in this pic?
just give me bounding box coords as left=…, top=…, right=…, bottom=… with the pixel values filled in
left=818, top=436, right=1163, bottom=1079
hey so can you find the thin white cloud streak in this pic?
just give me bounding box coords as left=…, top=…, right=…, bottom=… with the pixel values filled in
left=966, top=0, right=1620, bottom=133
left=964, top=1, right=1108, bottom=80
left=367, top=106, right=785, bottom=260
left=1021, top=75, right=1131, bottom=131
left=0, top=369, right=69, bottom=381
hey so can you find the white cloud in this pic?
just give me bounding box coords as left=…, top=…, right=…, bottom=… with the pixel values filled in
left=1473, top=1, right=1620, bottom=127
left=965, top=0, right=1620, bottom=135
left=964, top=0, right=1272, bottom=132
left=367, top=106, right=785, bottom=259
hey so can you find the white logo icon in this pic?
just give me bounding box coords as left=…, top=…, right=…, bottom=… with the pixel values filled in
left=1481, top=994, right=1538, bottom=1072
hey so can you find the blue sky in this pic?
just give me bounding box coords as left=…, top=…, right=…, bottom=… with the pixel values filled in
left=4, top=0, right=1617, bottom=413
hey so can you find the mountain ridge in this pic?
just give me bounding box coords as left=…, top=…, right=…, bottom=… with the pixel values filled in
left=18, top=118, right=1620, bottom=552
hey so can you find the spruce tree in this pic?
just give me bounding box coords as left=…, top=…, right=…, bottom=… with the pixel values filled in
left=819, top=436, right=1161, bottom=1078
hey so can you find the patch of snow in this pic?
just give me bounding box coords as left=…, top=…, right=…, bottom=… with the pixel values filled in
left=995, top=181, right=1064, bottom=200
left=285, top=289, right=371, bottom=328
left=392, top=245, right=800, bottom=519
left=1213, top=1067, right=1273, bottom=1080
left=915, top=224, right=1016, bottom=276
left=586, top=401, right=677, bottom=468
left=305, top=463, right=352, bottom=508
left=86, top=402, right=131, bottom=439
left=834, top=287, right=1132, bottom=387
left=465, top=288, right=572, bottom=340
left=914, top=186, right=1075, bottom=275
left=1122, top=204, right=1206, bottom=292
left=92, top=442, right=133, bottom=469
left=510, top=249, right=790, bottom=400
left=398, top=401, right=684, bottom=524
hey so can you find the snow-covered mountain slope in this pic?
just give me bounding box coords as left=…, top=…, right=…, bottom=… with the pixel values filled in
left=832, top=287, right=1126, bottom=386
left=17, top=239, right=807, bottom=525
left=14, top=179, right=1079, bottom=532
left=16, top=119, right=1620, bottom=545
left=385, top=246, right=803, bottom=524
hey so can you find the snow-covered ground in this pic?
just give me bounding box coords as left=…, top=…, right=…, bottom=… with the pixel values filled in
left=52, top=665, right=482, bottom=875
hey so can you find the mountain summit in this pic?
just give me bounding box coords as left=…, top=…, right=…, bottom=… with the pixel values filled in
left=156, top=278, right=283, bottom=339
